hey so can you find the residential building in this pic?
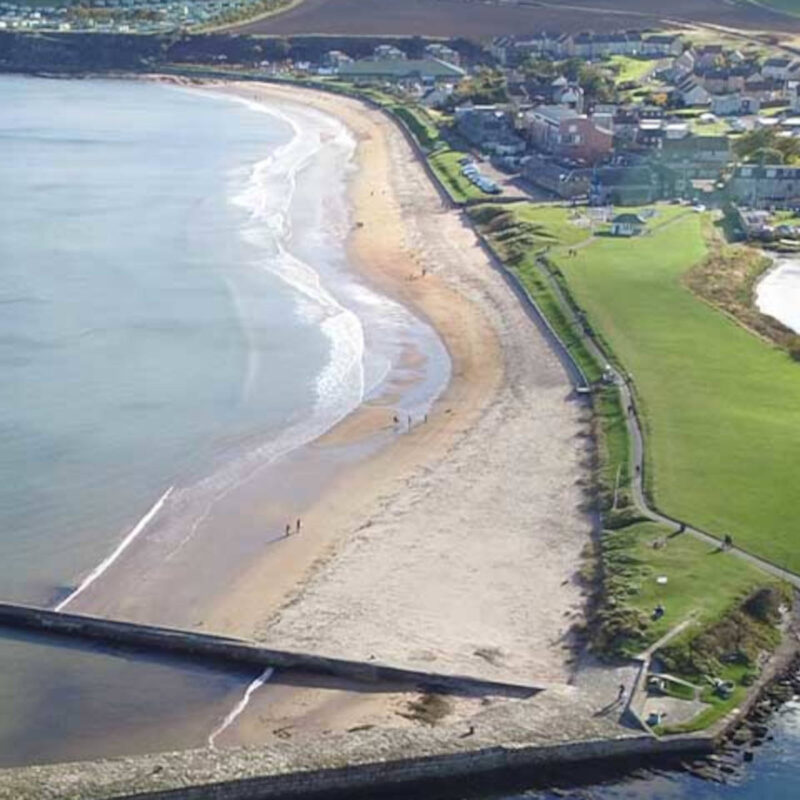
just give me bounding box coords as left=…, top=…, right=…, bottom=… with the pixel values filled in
left=694, top=44, right=724, bottom=71
left=729, top=164, right=800, bottom=208
left=676, top=76, right=711, bottom=106
left=670, top=49, right=696, bottom=81
left=711, top=93, right=760, bottom=116
left=373, top=44, right=406, bottom=61
left=789, top=81, right=800, bottom=112
left=697, top=68, right=746, bottom=94
left=744, top=77, right=786, bottom=103
left=664, top=121, right=690, bottom=139
left=591, top=166, right=662, bottom=205
left=761, top=56, right=796, bottom=81
left=455, top=106, right=527, bottom=154
left=490, top=33, right=570, bottom=66
left=642, top=34, right=683, bottom=57
left=523, top=77, right=584, bottom=111
left=420, top=84, right=454, bottom=109
left=570, top=30, right=640, bottom=59
left=656, top=135, right=732, bottom=179
left=637, top=118, right=665, bottom=147
left=322, top=50, right=353, bottom=69
left=522, top=154, right=592, bottom=199
left=525, top=105, right=613, bottom=163
left=424, top=43, right=460, bottom=66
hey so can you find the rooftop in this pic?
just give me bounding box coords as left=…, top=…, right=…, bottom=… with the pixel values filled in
left=529, top=105, right=582, bottom=123
left=338, top=58, right=465, bottom=79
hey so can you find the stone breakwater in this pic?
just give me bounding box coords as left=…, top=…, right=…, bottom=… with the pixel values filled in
left=0, top=603, right=539, bottom=699
left=0, top=691, right=713, bottom=800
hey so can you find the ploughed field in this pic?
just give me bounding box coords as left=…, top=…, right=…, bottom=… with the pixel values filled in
left=230, top=0, right=800, bottom=37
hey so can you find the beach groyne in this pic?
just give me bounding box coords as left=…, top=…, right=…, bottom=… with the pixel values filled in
left=0, top=602, right=538, bottom=699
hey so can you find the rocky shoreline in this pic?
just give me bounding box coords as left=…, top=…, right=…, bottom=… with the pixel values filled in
left=680, top=648, right=800, bottom=784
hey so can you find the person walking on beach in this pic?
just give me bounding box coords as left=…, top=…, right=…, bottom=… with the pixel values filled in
left=285, top=523, right=291, bottom=538
left=407, top=414, right=412, bottom=430
left=296, top=518, right=301, bottom=535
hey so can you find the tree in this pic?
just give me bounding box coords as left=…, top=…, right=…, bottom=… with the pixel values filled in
left=749, top=147, right=784, bottom=165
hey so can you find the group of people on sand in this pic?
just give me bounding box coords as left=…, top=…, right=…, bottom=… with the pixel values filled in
left=393, top=411, right=428, bottom=430
left=285, top=519, right=301, bottom=538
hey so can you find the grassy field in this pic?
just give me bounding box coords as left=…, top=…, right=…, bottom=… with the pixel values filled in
left=599, top=521, right=778, bottom=655
left=553, top=211, right=800, bottom=572
left=607, top=55, right=659, bottom=84
left=389, top=104, right=442, bottom=151
left=690, top=119, right=732, bottom=136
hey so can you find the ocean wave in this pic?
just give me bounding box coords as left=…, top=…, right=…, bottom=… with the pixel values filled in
left=156, top=96, right=367, bottom=562
left=227, top=95, right=366, bottom=430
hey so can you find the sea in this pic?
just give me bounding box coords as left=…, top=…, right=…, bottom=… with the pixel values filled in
left=756, top=257, right=800, bottom=335
left=0, top=74, right=449, bottom=765
left=1, top=74, right=798, bottom=797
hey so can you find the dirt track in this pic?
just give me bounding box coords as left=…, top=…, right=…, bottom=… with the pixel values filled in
left=230, top=0, right=800, bottom=38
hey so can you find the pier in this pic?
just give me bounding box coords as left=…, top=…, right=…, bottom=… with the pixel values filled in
left=0, top=602, right=540, bottom=699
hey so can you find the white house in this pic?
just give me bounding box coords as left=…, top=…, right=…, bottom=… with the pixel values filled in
left=664, top=122, right=690, bottom=139
left=642, top=34, right=683, bottom=57
left=611, top=213, right=646, bottom=236
left=711, top=93, right=760, bottom=116
left=677, top=76, right=711, bottom=106
left=762, top=57, right=796, bottom=81
left=671, top=49, right=696, bottom=80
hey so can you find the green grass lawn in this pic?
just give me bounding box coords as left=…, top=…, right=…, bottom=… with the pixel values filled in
left=389, top=104, right=442, bottom=151
left=689, top=119, right=732, bottom=136
left=505, top=203, right=594, bottom=248
left=554, top=213, right=800, bottom=571
left=607, top=55, right=660, bottom=84
left=604, top=522, right=777, bottom=650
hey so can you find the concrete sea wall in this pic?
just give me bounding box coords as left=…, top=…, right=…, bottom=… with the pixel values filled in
left=0, top=602, right=538, bottom=698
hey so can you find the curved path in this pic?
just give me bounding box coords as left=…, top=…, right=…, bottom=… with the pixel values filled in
left=532, top=249, right=800, bottom=591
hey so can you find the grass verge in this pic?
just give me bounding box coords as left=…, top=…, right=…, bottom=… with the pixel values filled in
left=428, top=149, right=490, bottom=203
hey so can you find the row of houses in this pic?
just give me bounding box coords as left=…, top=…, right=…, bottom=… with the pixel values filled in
left=492, top=30, right=683, bottom=66
left=523, top=147, right=800, bottom=209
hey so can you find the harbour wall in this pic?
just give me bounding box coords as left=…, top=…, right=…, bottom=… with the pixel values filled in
left=0, top=602, right=538, bottom=699
left=21, top=732, right=713, bottom=800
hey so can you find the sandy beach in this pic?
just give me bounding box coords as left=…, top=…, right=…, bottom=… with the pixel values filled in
left=57, top=77, right=595, bottom=747
left=176, top=81, right=596, bottom=745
